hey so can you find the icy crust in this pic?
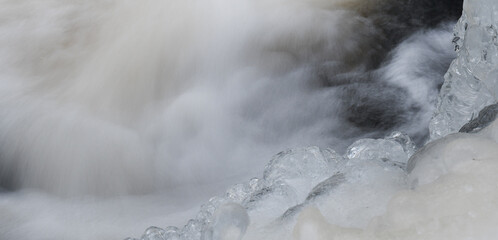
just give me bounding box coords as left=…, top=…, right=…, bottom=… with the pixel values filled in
left=135, top=120, right=498, bottom=240
left=294, top=120, right=498, bottom=240
left=129, top=132, right=415, bottom=240
left=429, top=0, right=498, bottom=140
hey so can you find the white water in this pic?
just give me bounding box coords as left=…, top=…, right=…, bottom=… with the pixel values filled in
left=0, top=0, right=456, bottom=239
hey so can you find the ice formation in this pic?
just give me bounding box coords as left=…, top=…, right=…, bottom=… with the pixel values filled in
left=131, top=0, right=498, bottom=239
left=292, top=0, right=498, bottom=238
left=294, top=121, right=498, bottom=240
left=130, top=134, right=414, bottom=240
left=430, top=0, right=498, bottom=139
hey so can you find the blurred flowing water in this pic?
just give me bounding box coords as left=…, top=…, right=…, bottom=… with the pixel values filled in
left=0, top=0, right=461, bottom=239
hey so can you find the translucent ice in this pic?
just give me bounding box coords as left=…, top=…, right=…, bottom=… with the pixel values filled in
left=430, top=0, right=498, bottom=139
left=311, top=136, right=408, bottom=228
left=202, top=203, right=249, bottom=240
left=181, top=219, right=203, bottom=240
left=163, top=227, right=181, bottom=240
left=293, top=119, right=498, bottom=240
left=257, top=134, right=411, bottom=230
left=262, top=147, right=342, bottom=200
left=346, top=137, right=410, bottom=168
left=131, top=132, right=414, bottom=240
left=141, top=227, right=167, bottom=240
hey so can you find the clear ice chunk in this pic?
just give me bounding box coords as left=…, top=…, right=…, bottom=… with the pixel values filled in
left=225, top=178, right=263, bottom=204
left=130, top=131, right=417, bottom=239
left=262, top=147, right=343, bottom=200
left=181, top=219, right=203, bottom=240
left=163, top=227, right=181, bottom=240
left=197, top=197, right=227, bottom=225
left=430, top=1, right=498, bottom=140
left=263, top=147, right=336, bottom=184
left=270, top=133, right=413, bottom=226
left=305, top=173, right=346, bottom=202
left=130, top=131, right=420, bottom=239
left=346, top=138, right=409, bottom=168
left=385, top=131, right=417, bottom=157
left=243, top=181, right=298, bottom=212
left=202, top=203, right=249, bottom=240
left=141, top=227, right=167, bottom=240
left=285, top=137, right=410, bottom=228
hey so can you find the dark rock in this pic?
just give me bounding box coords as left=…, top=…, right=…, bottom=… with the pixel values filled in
left=459, top=103, right=498, bottom=133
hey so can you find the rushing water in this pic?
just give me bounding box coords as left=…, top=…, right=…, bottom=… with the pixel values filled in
left=0, top=0, right=461, bottom=239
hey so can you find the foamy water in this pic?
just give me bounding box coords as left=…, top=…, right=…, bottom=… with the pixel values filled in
left=0, top=0, right=460, bottom=239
